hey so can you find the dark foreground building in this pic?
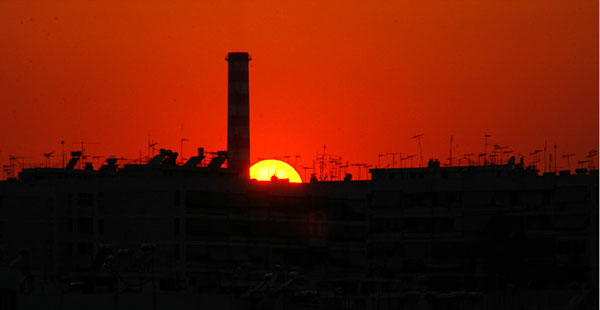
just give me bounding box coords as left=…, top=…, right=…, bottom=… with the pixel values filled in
left=0, top=155, right=597, bottom=309
left=1, top=53, right=597, bottom=309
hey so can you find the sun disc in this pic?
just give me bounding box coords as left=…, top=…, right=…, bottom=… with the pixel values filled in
left=250, top=159, right=302, bottom=183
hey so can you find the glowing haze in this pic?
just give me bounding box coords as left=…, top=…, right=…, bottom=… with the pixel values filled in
left=0, top=1, right=597, bottom=178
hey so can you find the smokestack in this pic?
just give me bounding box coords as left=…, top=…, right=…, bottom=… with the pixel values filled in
left=226, top=52, right=251, bottom=178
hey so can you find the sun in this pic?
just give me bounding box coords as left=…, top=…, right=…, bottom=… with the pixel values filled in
left=250, top=159, right=302, bottom=183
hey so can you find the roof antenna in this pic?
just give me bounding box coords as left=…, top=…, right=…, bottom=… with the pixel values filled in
left=483, top=134, right=491, bottom=166
left=448, top=135, right=454, bottom=166
left=73, top=141, right=98, bottom=169
left=386, top=152, right=401, bottom=168
left=561, top=153, right=575, bottom=171
left=411, top=134, right=424, bottom=167
left=43, top=152, right=55, bottom=168
left=553, top=144, right=558, bottom=173
left=405, top=155, right=416, bottom=168
left=61, top=141, right=65, bottom=168
left=180, top=138, right=189, bottom=165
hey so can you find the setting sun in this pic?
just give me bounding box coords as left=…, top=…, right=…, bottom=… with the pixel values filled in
left=250, top=160, right=302, bottom=183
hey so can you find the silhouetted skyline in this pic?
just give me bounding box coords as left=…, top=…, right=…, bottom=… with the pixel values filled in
left=0, top=0, right=597, bottom=177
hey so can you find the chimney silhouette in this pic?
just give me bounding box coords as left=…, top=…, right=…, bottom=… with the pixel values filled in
left=226, top=52, right=251, bottom=178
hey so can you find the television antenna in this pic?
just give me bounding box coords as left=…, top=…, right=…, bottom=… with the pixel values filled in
left=405, top=155, right=416, bottom=168
left=561, top=154, right=575, bottom=171
left=483, top=134, right=491, bottom=166
left=447, top=135, right=454, bottom=166
left=180, top=138, right=189, bottom=165
left=411, top=134, right=424, bottom=167
left=463, top=153, right=474, bottom=166
left=386, top=152, right=401, bottom=168
left=43, top=152, right=55, bottom=168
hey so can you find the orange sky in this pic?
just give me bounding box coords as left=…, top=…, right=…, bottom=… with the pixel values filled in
left=1, top=0, right=598, bottom=179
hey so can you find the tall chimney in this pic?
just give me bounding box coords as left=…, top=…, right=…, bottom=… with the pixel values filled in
left=226, top=52, right=251, bottom=178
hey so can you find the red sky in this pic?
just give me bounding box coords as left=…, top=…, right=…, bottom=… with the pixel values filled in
left=1, top=0, right=598, bottom=179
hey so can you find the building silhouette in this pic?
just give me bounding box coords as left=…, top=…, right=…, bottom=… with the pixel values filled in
left=0, top=53, right=597, bottom=310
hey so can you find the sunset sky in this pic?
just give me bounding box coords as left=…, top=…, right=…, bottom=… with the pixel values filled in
left=1, top=0, right=598, bottom=179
